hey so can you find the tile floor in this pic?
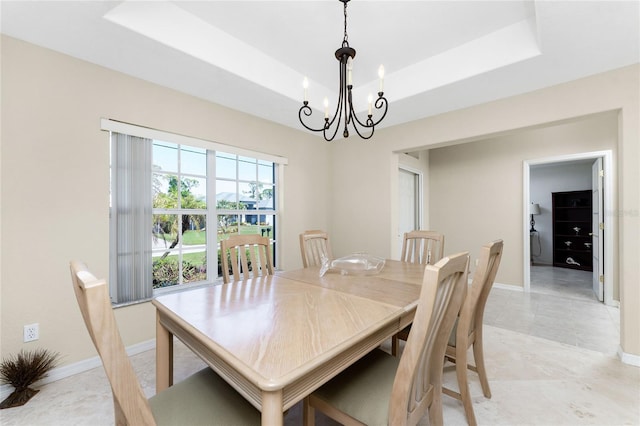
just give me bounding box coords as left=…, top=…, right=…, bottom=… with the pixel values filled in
left=485, top=265, right=621, bottom=355
left=1, top=266, right=638, bottom=425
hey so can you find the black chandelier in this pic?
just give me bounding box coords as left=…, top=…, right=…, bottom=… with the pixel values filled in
left=298, top=0, right=388, bottom=141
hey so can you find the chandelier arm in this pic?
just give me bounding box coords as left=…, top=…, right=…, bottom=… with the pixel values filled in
left=319, top=56, right=350, bottom=141
left=322, top=108, right=342, bottom=141
left=352, top=125, right=375, bottom=140
left=350, top=95, right=389, bottom=130
left=347, top=99, right=375, bottom=139
left=349, top=107, right=373, bottom=129
left=322, top=82, right=343, bottom=141
left=298, top=104, right=330, bottom=133
left=370, top=95, right=389, bottom=126
left=331, top=59, right=348, bottom=129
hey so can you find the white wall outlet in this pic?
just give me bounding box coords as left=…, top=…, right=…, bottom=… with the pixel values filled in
left=24, top=323, right=39, bottom=342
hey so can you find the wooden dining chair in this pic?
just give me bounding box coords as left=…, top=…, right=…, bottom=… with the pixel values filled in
left=69, top=260, right=260, bottom=426
left=400, top=230, right=445, bottom=265
left=221, top=234, right=274, bottom=283
left=299, top=229, right=333, bottom=268
left=392, top=230, right=445, bottom=355
left=442, top=239, right=504, bottom=426
left=303, top=252, right=469, bottom=426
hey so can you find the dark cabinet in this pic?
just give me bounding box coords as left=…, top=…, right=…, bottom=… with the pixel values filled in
left=552, top=190, right=593, bottom=271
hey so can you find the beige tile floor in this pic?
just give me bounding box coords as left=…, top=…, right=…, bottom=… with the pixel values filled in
left=2, top=266, right=638, bottom=425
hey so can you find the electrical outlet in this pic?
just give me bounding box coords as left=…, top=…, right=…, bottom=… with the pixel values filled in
left=24, top=323, right=39, bottom=342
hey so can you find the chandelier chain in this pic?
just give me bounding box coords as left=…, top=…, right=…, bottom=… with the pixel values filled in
left=343, top=1, right=348, bottom=44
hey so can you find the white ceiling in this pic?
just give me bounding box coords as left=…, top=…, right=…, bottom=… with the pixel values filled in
left=2, top=1, right=639, bottom=137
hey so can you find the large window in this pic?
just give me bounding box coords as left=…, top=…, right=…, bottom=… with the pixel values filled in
left=106, top=121, right=285, bottom=305
left=152, top=141, right=209, bottom=289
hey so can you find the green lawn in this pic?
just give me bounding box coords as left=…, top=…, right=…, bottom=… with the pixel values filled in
left=158, top=225, right=269, bottom=246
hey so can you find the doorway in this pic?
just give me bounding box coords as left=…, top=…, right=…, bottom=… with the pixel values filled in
left=398, top=167, right=422, bottom=254
left=523, top=150, right=614, bottom=305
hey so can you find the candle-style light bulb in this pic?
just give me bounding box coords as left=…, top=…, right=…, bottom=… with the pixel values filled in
left=303, top=77, right=309, bottom=102
left=323, top=97, right=329, bottom=118
left=347, top=57, right=353, bottom=86
left=367, top=93, right=373, bottom=115
left=378, top=64, right=385, bottom=92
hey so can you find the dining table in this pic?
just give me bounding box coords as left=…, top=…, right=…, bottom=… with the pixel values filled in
left=152, top=259, right=426, bottom=426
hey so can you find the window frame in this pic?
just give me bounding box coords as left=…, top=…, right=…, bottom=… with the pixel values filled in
left=103, top=119, right=287, bottom=305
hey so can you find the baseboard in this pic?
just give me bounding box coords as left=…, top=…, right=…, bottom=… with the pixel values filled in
left=492, top=282, right=524, bottom=292
left=618, top=346, right=640, bottom=367
left=0, top=339, right=155, bottom=399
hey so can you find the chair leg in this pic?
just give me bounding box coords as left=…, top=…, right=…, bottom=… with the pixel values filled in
left=392, top=335, right=400, bottom=356
left=303, top=396, right=315, bottom=426
left=455, top=344, right=477, bottom=426
left=472, top=332, right=491, bottom=398
left=428, top=384, right=444, bottom=426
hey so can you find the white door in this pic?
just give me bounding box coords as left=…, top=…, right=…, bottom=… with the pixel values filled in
left=592, top=158, right=604, bottom=301
left=398, top=168, right=420, bottom=254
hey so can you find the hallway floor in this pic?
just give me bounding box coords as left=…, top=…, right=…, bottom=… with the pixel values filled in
left=1, top=266, right=637, bottom=425
left=484, top=265, right=620, bottom=355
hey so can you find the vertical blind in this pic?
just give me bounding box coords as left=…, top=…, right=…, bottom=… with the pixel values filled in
left=110, top=132, right=153, bottom=304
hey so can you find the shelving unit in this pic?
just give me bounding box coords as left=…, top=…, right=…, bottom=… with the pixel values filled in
left=552, top=190, right=593, bottom=271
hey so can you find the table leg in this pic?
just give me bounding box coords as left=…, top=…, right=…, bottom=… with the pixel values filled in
left=156, top=311, right=173, bottom=392
left=261, top=390, right=283, bottom=426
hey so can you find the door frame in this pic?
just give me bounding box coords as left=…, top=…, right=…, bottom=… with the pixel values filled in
left=395, top=166, right=424, bottom=258
left=523, top=150, right=614, bottom=305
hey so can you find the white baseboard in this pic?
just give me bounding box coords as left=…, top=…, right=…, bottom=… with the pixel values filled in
left=0, top=339, right=155, bottom=399
left=618, top=346, right=640, bottom=367
left=492, top=282, right=524, bottom=292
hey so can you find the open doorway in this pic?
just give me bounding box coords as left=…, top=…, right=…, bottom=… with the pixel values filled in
left=523, top=150, right=614, bottom=305
left=398, top=167, right=423, bottom=254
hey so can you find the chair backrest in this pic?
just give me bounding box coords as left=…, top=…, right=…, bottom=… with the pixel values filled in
left=299, top=229, right=333, bottom=268
left=221, top=234, right=274, bottom=283
left=389, top=251, right=469, bottom=426
left=401, top=230, right=445, bottom=265
left=460, top=239, right=504, bottom=338
left=70, top=261, right=156, bottom=425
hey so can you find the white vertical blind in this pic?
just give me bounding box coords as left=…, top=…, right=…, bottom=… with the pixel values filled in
left=110, top=132, right=153, bottom=304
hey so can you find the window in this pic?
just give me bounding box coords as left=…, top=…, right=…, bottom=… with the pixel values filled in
left=105, top=120, right=286, bottom=305
left=152, top=141, right=209, bottom=289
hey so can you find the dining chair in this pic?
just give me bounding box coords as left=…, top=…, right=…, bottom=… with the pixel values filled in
left=69, top=260, right=260, bottom=426
left=400, top=230, right=445, bottom=265
left=442, top=239, right=504, bottom=426
left=299, top=229, right=333, bottom=268
left=392, top=230, right=445, bottom=356
left=303, top=251, right=469, bottom=426
left=221, top=234, right=274, bottom=283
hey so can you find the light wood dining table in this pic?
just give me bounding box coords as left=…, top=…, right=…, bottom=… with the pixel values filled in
left=152, top=259, right=425, bottom=426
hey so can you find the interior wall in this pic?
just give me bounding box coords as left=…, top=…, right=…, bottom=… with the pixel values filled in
left=428, top=113, right=616, bottom=286
left=530, top=162, right=593, bottom=266
left=0, top=36, right=330, bottom=365
left=329, top=64, right=638, bottom=358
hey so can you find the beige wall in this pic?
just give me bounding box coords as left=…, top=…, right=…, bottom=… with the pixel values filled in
left=330, top=65, right=639, bottom=358
left=428, top=112, right=618, bottom=287
left=0, top=36, right=330, bottom=364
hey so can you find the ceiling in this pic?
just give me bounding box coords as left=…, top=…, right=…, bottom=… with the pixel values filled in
left=2, top=1, right=639, bottom=137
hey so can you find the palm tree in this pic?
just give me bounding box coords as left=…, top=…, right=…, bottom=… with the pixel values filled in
left=153, top=175, right=206, bottom=260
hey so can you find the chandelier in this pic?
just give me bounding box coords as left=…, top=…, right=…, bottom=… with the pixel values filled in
left=298, top=0, right=389, bottom=141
